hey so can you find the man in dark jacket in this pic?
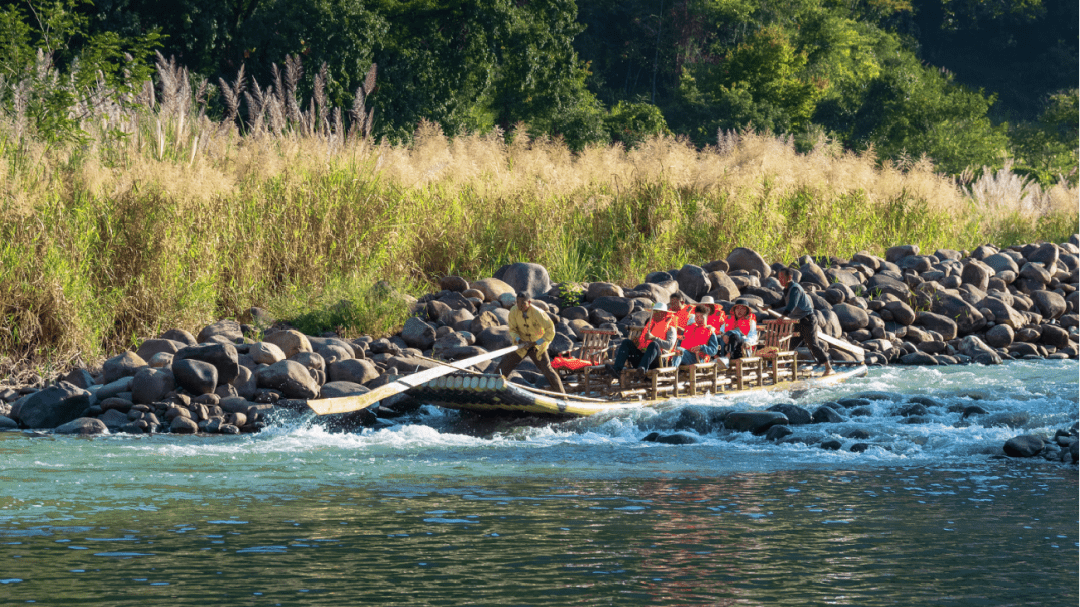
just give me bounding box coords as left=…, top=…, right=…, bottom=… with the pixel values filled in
left=777, top=268, right=833, bottom=376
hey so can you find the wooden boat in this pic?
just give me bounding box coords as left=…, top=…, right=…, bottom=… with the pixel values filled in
left=402, top=364, right=869, bottom=418
left=306, top=319, right=870, bottom=419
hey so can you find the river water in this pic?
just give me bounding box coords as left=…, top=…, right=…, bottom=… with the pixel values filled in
left=1, top=360, right=1076, bottom=605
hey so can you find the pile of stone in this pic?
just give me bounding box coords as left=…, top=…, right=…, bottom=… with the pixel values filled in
left=0, top=237, right=1075, bottom=435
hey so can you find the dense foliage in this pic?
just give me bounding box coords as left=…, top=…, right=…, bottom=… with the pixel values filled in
left=1, top=0, right=1076, bottom=180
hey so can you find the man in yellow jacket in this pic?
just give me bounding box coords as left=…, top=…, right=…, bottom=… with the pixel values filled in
left=495, top=292, right=566, bottom=394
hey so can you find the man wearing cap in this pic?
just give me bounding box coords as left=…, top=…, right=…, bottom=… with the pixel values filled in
left=496, top=292, right=566, bottom=393
left=777, top=268, right=833, bottom=376
left=606, top=302, right=678, bottom=378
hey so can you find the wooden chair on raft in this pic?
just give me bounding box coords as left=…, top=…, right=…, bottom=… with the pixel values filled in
left=724, top=319, right=800, bottom=388
left=557, top=329, right=619, bottom=395
left=610, top=326, right=682, bottom=400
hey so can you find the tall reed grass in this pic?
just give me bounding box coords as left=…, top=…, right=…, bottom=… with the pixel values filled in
left=0, top=56, right=1076, bottom=376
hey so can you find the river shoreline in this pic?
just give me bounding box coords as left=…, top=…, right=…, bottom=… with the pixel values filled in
left=1, top=239, right=1077, bottom=462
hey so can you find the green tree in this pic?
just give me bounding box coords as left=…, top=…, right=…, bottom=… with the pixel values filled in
left=1009, top=90, right=1079, bottom=185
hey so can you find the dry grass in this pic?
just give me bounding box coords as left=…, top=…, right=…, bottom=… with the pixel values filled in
left=0, top=55, right=1075, bottom=375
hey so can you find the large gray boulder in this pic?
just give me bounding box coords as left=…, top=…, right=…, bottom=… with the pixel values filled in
left=470, top=277, right=515, bottom=302
left=592, top=296, right=634, bottom=319
left=585, top=282, right=624, bottom=301
left=495, top=263, right=552, bottom=299
left=957, top=336, right=1000, bottom=363
left=884, top=300, right=916, bottom=325
left=16, top=382, right=91, bottom=429
left=726, top=247, right=771, bottom=278
left=984, top=324, right=1014, bottom=348
left=255, top=360, right=320, bottom=399
left=327, top=359, right=381, bottom=385
left=983, top=253, right=1019, bottom=275
left=477, top=326, right=515, bottom=350
left=885, top=244, right=920, bottom=263
left=724, top=411, right=788, bottom=434
left=960, top=260, right=993, bottom=291
left=832, top=303, right=870, bottom=332
left=1038, top=324, right=1072, bottom=349
left=676, top=265, right=711, bottom=300
left=798, top=262, right=829, bottom=289
left=766, top=404, right=812, bottom=425
left=102, top=351, right=147, bottom=384
left=197, top=319, right=243, bottom=344
left=401, top=317, right=437, bottom=350
left=1031, top=290, right=1067, bottom=320
left=173, top=358, right=219, bottom=395
left=866, top=274, right=911, bottom=299
left=981, top=296, right=1027, bottom=329
left=929, top=294, right=985, bottom=335
left=1003, top=435, right=1044, bottom=458
left=173, top=343, right=240, bottom=385
left=135, top=339, right=184, bottom=362
left=707, top=271, right=740, bottom=301
left=1026, top=242, right=1059, bottom=271
left=131, top=367, right=176, bottom=404
left=55, top=417, right=109, bottom=435
left=319, top=381, right=370, bottom=399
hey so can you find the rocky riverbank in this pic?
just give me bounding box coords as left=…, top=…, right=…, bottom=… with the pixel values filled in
left=0, top=238, right=1077, bottom=461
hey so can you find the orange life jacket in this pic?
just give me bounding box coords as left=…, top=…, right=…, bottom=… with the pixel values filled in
left=680, top=324, right=715, bottom=351
left=637, top=316, right=674, bottom=351
left=725, top=314, right=756, bottom=335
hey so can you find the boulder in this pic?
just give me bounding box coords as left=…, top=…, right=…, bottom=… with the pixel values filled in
left=812, top=405, right=844, bottom=424
left=1038, top=325, right=1071, bottom=349
left=1003, top=435, right=1045, bottom=458
left=726, top=247, right=771, bottom=278
left=16, top=382, right=91, bottom=429
left=319, top=381, right=370, bottom=399
left=984, top=324, right=1015, bottom=348
left=400, top=317, right=437, bottom=350
left=131, top=367, right=175, bottom=404
left=983, top=253, right=1019, bottom=275
left=724, top=411, right=788, bottom=434
left=642, top=431, right=701, bottom=445
left=173, top=343, right=240, bottom=385
left=765, top=425, right=794, bottom=441
left=160, top=328, right=198, bottom=346
left=832, top=303, right=870, bottom=332
left=676, top=265, right=711, bottom=300
left=883, top=300, right=916, bottom=325
left=169, top=416, right=199, bottom=434
left=470, top=278, right=515, bottom=302
left=102, top=351, right=147, bottom=384
left=307, top=337, right=355, bottom=364
left=798, top=262, right=829, bottom=289
left=255, top=360, right=320, bottom=399
left=230, top=366, right=257, bottom=400
left=707, top=271, right=740, bottom=301
left=585, top=282, right=624, bottom=301
left=885, top=244, right=920, bottom=263
left=135, top=339, right=184, bottom=362
left=197, top=319, right=243, bottom=344
left=1026, top=242, right=1059, bottom=270
left=327, top=359, right=381, bottom=385
left=592, top=296, right=634, bottom=319
left=980, top=296, right=1027, bottom=329
left=915, top=311, right=958, bottom=341
left=439, top=275, right=470, bottom=292
left=477, top=326, right=515, bottom=350
left=262, top=329, right=312, bottom=359
left=766, top=404, right=812, bottom=425
left=55, top=417, right=109, bottom=435
left=866, top=274, right=910, bottom=300
left=960, top=259, right=993, bottom=291
left=495, top=262, right=552, bottom=299
left=250, top=341, right=286, bottom=365
left=470, top=310, right=503, bottom=334
left=900, top=351, right=940, bottom=365
left=929, top=293, right=986, bottom=335
left=1031, top=290, right=1067, bottom=320
left=956, top=335, right=997, bottom=359
left=172, top=358, right=219, bottom=395
left=1019, top=262, right=1052, bottom=284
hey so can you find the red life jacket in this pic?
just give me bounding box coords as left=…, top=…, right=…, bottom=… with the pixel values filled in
left=637, top=317, right=674, bottom=351
left=725, top=314, right=756, bottom=335
left=680, top=324, right=715, bottom=350
left=670, top=305, right=692, bottom=331
left=707, top=311, right=726, bottom=334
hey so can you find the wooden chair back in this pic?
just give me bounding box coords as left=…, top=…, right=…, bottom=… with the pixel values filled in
left=759, top=319, right=797, bottom=352
left=577, top=329, right=618, bottom=365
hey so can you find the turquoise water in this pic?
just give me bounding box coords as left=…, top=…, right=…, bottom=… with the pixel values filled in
left=1, top=360, right=1077, bottom=605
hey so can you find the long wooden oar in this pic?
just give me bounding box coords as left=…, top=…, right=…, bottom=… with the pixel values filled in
left=761, top=308, right=865, bottom=360
left=307, top=345, right=518, bottom=415
left=412, top=354, right=610, bottom=403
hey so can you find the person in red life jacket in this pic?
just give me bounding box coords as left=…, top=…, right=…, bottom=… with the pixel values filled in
left=668, top=293, right=692, bottom=334
left=724, top=298, right=759, bottom=347
left=675, top=305, right=719, bottom=366
left=698, top=295, right=726, bottom=334
left=605, top=302, right=678, bottom=378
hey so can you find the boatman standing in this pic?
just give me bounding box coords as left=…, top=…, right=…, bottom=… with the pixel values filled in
left=776, top=268, right=833, bottom=376
left=496, top=292, right=566, bottom=394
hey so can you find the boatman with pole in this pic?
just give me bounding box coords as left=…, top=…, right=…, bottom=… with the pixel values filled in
left=496, top=292, right=566, bottom=394
left=776, top=267, right=833, bottom=376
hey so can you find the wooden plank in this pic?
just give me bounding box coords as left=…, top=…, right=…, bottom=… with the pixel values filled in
left=306, top=345, right=519, bottom=415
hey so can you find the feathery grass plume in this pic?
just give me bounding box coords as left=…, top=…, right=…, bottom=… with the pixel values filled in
left=244, top=79, right=267, bottom=136
left=284, top=54, right=303, bottom=124
left=313, top=62, right=328, bottom=136
left=218, top=64, right=245, bottom=126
